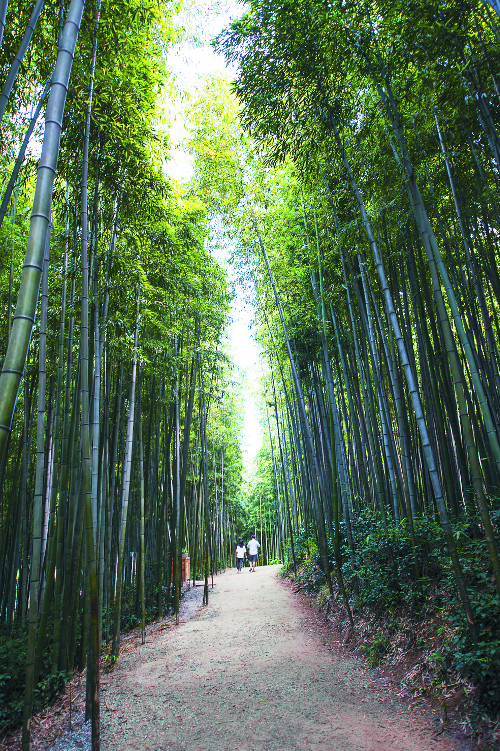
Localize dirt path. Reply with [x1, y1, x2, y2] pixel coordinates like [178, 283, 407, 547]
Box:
[101, 565, 470, 751]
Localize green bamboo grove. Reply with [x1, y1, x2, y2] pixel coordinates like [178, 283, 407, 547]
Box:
[3, 0, 500, 746]
[211, 0, 500, 714]
[0, 2, 245, 749]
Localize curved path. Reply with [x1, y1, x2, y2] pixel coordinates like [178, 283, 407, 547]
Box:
[101, 565, 467, 751]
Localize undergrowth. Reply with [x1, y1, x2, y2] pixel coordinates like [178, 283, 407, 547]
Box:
[281, 512, 500, 727]
[0, 626, 65, 734]
[1, 581, 187, 736]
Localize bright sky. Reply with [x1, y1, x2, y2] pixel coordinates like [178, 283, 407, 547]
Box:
[209, 231, 263, 475]
[165, 0, 263, 473]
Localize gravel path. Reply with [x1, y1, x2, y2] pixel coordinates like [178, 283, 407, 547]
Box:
[98, 565, 469, 751]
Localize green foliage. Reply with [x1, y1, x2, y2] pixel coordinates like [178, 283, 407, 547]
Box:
[282, 523, 318, 572]
[367, 630, 391, 668]
[0, 627, 64, 732]
[282, 511, 500, 712]
[280, 525, 325, 591]
[290, 511, 500, 714]
[0, 630, 26, 730]
[439, 526, 500, 715]
[213, 0, 500, 725]
[293, 559, 327, 592]
[188, 75, 247, 214]
[101, 644, 118, 673]
[34, 671, 66, 706]
[342, 512, 444, 609]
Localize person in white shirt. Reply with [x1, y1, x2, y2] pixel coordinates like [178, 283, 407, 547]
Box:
[235, 539, 247, 572]
[247, 534, 261, 572]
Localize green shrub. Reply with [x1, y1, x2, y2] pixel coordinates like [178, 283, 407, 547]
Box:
[339, 511, 500, 716]
[295, 558, 326, 592]
[340, 511, 444, 609]
[282, 523, 317, 573]
[0, 625, 65, 732]
[440, 527, 500, 716]
[281, 510, 500, 717]
[367, 630, 390, 667]
[0, 630, 26, 729]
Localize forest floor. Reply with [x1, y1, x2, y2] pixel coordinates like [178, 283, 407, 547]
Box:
[96, 564, 474, 751]
[11, 564, 479, 750]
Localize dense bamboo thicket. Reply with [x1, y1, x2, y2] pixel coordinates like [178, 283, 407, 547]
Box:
[3, 0, 500, 744]
[212, 0, 500, 717]
[0, 3, 245, 749]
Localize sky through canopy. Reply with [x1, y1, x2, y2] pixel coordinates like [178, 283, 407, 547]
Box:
[165, 0, 263, 476]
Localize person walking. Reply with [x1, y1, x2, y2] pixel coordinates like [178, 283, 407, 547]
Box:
[247, 534, 260, 572]
[235, 539, 247, 572]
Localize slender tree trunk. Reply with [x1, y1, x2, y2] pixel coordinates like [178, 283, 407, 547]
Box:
[0, 0, 47, 123]
[0, 73, 52, 230]
[80, 5, 101, 742]
[21, 222, 50, 751]
[0, 0, 8, 49]
[322, 112, 478, 640]
[112, 287, 140, 657]
[138, 374, 146, 644]
[255, 221, 338, 602]
[0, 0, 87, 463]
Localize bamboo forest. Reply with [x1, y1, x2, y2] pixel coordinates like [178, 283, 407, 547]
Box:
[1, 0, 500, 748]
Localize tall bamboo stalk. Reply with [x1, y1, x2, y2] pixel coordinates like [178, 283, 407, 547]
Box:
[0, 0, 87, 462]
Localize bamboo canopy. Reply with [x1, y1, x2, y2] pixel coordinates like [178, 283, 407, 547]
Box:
[1, 0, 500, 746]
